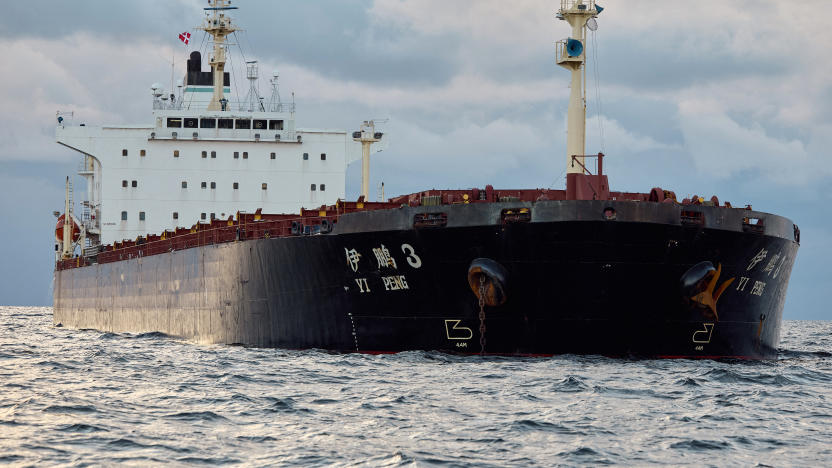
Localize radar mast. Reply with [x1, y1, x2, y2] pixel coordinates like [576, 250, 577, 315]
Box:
[555, 0, 602, 175]
[200, 0, 238, 111]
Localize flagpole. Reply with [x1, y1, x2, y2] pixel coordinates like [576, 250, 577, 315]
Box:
[170, 49, 175, 103]
[180, 32, 188, 109]
[181, 39, 188, 107]
[175, 31, 192, 109]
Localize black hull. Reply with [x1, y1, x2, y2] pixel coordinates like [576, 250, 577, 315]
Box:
[54, 201, 799, 359]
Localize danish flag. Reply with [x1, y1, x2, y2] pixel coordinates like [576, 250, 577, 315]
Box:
[178, 32, 191, 45]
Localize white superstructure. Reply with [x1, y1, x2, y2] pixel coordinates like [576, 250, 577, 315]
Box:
[55, 0, 358, 250]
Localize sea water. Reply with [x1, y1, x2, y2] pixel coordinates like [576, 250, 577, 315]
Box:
[1, 306, 830, 466]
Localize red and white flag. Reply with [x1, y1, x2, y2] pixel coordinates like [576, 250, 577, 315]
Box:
[178, 32, 191, 45]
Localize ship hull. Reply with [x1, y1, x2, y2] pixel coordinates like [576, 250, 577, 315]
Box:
[54, 202, 798, 359]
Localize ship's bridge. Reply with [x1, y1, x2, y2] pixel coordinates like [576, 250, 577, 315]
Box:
[150, 109, 299, 144]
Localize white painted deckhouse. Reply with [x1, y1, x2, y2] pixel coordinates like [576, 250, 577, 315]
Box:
[55, 0, 361, 253]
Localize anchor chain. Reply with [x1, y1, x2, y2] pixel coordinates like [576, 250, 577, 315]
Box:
[478, 275, 487, 355]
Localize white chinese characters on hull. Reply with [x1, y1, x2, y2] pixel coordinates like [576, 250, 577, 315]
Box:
[747, 248, 768, 271]
[345, 248, 362, 272]
[344, 243, 423, 294]
[735, 249, 789, 299]
[372, 244, 397, 269]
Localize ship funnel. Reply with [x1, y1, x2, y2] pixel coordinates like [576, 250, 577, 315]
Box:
[188, 51, 202, 72]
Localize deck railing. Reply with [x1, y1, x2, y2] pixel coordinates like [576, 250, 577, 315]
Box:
[55, 200, 402, 271]
[560, 0, 596, 12]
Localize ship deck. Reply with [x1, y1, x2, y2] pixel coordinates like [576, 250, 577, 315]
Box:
[56, 186, 789, 271]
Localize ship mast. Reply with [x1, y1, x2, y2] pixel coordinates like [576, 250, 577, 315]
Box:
[62, 177, 72, 260]
[200, 0, 238, 111]
[556, 0, 602, 175]
[352, 120, 386, 201]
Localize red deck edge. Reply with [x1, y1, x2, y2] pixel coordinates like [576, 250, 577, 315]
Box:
[58, 185, 735, 272]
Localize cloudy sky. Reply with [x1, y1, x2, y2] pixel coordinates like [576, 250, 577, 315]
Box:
[0, 0, 829, 319]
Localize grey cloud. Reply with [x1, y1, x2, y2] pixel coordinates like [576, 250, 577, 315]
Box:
[596, 35, 789, 91]
[725, 110, 809, 144]
[0, 162, 76, 306]
[0, 0, 199, 39]
[235, 0, 460, 85]
[589, 97, 684, 147]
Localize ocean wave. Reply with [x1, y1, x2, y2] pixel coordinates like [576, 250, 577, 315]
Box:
[1, 307, 830, 466]
[43, 404, 98, 414]
[162, 411, 229, 422]
[57, 423, 107, 433]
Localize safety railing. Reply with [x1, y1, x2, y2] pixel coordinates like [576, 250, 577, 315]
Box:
[165, 98, 296, 113]
[55, 200, 404, 271]
[560, 0, 596, 12]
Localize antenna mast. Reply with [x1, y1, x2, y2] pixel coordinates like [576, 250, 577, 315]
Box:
[268, 71, 283, 112]
[555, 0, 602, 175]
[243, 61, 264, 112]
[352, 120, 386, 201]
[200, 0, 238, 111]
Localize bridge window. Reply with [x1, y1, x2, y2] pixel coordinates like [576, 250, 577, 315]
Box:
[122, 149, 128, 157]
[122, 180, 127, 188]
[200, 118, 216, 129]
[253, 119, 267, 130]
[121, 211, 127, 221]
[139, 211, 145, 221]
[173, 150, 179, 158]
[167, 118, 182, 128]
[235, 119, 251, 129]
[131, 180, 137, 188]
[184, 118, 197, 128]
[218, 118, 233, 129]
[269, 120, 284, 130]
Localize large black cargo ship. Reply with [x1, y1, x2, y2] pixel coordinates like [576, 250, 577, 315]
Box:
[55, 197, 798, 358]
[52, 0, 799, 358]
